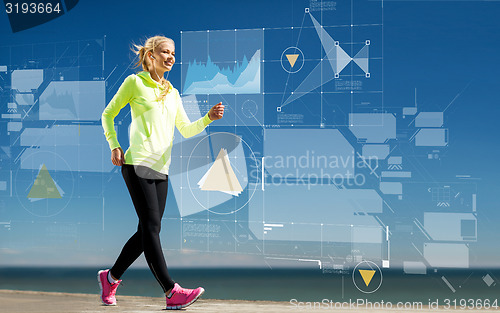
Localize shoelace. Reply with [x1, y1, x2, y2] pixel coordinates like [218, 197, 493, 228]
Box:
[175, 286, 193, 296]
[109, 281, 121, 296]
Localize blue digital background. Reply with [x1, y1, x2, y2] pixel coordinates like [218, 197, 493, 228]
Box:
[0, 0, 499, 287]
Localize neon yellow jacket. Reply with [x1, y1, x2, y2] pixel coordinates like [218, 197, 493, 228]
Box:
[101, 71, 212, 174]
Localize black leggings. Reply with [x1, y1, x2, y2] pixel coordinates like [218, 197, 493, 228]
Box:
[110, 164, 175, 293]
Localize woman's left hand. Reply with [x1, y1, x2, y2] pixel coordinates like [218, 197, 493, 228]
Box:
[208, 102, 224, 121]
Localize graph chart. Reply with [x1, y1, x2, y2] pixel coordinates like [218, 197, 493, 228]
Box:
[181, 29, 263, 95]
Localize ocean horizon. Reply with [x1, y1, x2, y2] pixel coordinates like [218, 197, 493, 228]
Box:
[1, 267, 499, 304]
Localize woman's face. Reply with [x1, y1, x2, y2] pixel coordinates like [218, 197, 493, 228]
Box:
[151, 41, 175, 72]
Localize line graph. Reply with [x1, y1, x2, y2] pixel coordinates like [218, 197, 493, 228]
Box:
[183, 50, 260, 95]
[181, 29, 263, 95]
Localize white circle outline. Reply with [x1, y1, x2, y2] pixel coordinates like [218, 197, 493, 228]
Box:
[280, 46, 305, 74]
[241, 99, 258, 119]
[352, 260, 383, 294]
[186, 132, 259, 215]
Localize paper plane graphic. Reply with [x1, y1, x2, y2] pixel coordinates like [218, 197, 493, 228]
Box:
[359, 270, 376, 286]
[198, 148, 243, 196]
[286, 54, 299, 68]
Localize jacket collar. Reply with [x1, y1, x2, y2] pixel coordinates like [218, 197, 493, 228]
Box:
[137, 71, 171, 91]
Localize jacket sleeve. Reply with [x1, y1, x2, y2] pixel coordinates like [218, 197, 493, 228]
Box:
[175, 90, 213, 138]
[101, 75, 135, 150]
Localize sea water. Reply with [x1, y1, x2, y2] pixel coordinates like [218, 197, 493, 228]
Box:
[0, 267, 499, 305]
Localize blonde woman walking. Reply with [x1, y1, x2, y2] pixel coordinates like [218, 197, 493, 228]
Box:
[99, 35, 224, 310]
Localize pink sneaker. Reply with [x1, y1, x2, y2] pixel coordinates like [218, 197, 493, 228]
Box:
[97, 269, 121, 305]
[165, 283, 205, 310]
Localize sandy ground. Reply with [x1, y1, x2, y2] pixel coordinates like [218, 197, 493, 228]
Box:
[0, 289, 489, 312]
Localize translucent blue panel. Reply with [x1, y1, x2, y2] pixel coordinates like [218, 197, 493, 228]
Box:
[39, 81, 105, 121]
[264, 129, 354, 178]
[415, 129, 448, 146]
[387, 156, 402, 164]
[424, 212, 477, 241]
[403, 107, 417, 115]
[362, 144, 389, 159]
[424, 243, 469, 268]
[249, 184, 382, 242]
[15, 93, 34, 106]
[11, 70, 43, 92]
[7, 122, 22, 132]
[19, 125, 114, 173]
[349, 113, 396, 143]
[403, 261, 426, 274]
[381, 171, 411, 178]
[380, 182, 402, 194]
[415, 112, 443, 127]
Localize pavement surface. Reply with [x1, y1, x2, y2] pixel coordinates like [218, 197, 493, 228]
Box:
[0, 289, 488, 312]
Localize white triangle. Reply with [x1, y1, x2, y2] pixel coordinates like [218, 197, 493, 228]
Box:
[353, 58, 369, 74]
[198, 148, 243, 196]
[336, 46, 352, 73]
[353, 45, 369, 73]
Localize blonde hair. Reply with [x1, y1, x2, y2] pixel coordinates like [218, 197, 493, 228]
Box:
[132, 35, 175, 102]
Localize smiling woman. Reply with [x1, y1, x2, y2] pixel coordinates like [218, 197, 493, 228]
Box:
[99, 35, 225, 310]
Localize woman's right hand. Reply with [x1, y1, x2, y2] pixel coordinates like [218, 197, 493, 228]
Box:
[111, 147, 125, 166]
